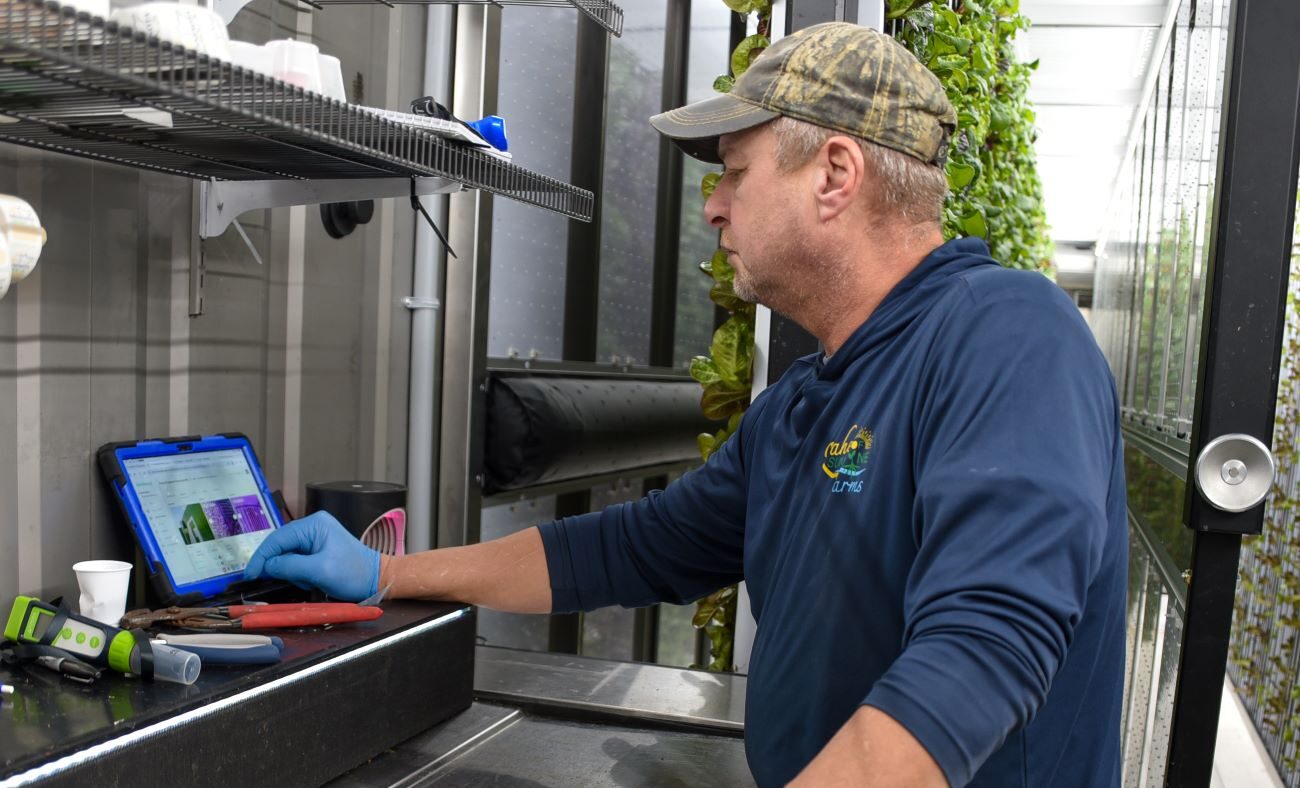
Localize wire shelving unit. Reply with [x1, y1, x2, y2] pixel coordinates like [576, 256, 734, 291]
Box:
[0, 0, 596, 230]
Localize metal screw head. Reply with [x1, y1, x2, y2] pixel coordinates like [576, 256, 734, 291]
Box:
[1221, 459, 1247, 486]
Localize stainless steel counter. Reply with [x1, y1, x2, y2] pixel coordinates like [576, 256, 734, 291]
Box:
[474, 646, 746, 734]
[328, 646, 754, 787]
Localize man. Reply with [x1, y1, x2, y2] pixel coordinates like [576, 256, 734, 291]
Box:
[246, 23, 1126, 788]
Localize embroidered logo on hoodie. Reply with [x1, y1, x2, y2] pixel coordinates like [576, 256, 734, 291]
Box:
[822, 424, 872, 493]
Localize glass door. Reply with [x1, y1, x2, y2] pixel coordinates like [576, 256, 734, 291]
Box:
[1093, 0, 1300, 785]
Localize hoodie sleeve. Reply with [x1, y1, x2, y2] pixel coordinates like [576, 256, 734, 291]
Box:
[538, 403, 756, 613]
[863, 286, 1119, 787]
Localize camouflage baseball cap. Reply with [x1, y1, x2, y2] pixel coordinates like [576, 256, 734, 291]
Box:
[650, 22, 956, 166]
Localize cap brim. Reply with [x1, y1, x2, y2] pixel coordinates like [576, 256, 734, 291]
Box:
[649, 94, 779, 164]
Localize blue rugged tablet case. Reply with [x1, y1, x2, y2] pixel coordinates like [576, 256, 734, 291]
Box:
[96, 433, 286, 606]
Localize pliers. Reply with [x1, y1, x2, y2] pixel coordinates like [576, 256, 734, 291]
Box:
[120, 603, 383, 631]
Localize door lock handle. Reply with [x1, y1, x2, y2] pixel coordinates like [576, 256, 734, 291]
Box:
[1194, 433, 1276, 512]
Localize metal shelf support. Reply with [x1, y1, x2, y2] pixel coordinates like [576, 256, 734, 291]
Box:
[192, 175, 459, 317]
[198, 176, 461, 239]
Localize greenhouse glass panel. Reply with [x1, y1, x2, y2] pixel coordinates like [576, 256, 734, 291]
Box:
[1156, 11, 1190, 428]
[674, 0, 733, 369]
[489, 9, 578, 361]
[597, 1, 668, 366]
[1138, 58, 1172, 423]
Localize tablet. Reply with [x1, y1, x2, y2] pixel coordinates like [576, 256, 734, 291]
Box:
[97, 433, 285, 605]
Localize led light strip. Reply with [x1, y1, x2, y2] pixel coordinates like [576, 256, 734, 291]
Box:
[0, 608, 471, 787]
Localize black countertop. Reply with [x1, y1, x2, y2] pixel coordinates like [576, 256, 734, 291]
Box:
[1, 601, 474, 786]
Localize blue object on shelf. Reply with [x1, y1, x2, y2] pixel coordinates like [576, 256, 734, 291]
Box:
[466, 115, 508, 153]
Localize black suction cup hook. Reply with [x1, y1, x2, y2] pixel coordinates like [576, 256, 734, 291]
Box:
[319, 200, 375, 239]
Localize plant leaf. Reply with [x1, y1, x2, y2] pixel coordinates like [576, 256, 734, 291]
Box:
[886, 0, 930, 20]
[710, 282, 750, 313]
[701, 383, 751, 421]
[709, 248, 735, 285]
[689, 355, 723, 386]
[959, 211, 989, 238]
[701, 171, 721, 199]
[712, 74, 735, 94]
[697, 432, 717, 460]
[731, 34, 769, 78]
[947, 161, 977, 190]
[710, 317, 753, 382]
[929, 54, 969, 74]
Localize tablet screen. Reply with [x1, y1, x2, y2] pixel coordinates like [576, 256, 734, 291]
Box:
[122, 448, 278, 588]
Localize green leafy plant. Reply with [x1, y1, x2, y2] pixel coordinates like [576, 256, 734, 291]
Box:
[889, 0, 1053, 271]
[687, 0, 772, 673]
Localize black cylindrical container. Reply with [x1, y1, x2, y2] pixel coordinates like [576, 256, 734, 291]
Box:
[304, 481, 406, 539]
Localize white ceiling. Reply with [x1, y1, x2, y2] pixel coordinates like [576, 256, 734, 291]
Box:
[1020, 0, 1169, 255]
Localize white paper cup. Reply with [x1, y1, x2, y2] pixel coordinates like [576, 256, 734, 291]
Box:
[109, 3, 232, 61]
[317, 53, 345, 102]
[266, 39, 322, 93]
[73, 559, 133, 627]
[0, 195, 45, 284]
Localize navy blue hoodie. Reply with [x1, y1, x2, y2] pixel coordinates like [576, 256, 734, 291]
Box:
[540, 237, 1127, 787]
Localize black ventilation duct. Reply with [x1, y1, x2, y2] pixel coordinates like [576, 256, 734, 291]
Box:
[483, 373, 717, 493]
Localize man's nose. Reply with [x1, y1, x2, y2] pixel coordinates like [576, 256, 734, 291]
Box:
[704, 184, 729, 229]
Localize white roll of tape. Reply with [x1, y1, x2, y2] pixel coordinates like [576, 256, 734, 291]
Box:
[0, 195, 46, 284]
[0, 233, 13, 302]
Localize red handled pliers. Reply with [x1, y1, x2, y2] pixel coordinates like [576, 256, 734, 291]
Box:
[121, 603, 383, 630]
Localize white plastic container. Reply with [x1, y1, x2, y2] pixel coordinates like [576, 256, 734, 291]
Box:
[266, 39, 322, 93]
[109, 3, 232, 60]
[61, 0, 110, 19]
[228, 41, 273, 76]
[317, 53, 346, 102]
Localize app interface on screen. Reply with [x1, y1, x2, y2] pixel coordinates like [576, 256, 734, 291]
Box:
[123, 449, 277, 587]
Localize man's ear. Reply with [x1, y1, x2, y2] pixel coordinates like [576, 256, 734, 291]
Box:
[812, 136, 866, 222]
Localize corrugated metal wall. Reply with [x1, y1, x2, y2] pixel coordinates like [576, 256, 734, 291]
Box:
[0, 0, 429, 605]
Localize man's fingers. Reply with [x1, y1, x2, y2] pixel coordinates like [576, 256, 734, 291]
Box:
[244, 522, 316, 579]
[262, 554, 323, 591]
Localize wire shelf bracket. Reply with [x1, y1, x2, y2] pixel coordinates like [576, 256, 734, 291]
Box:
[212, 0, 624, 36]
[198, 175, 461, 238]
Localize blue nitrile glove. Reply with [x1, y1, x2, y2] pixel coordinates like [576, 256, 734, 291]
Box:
[243, 511, 380, 602]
